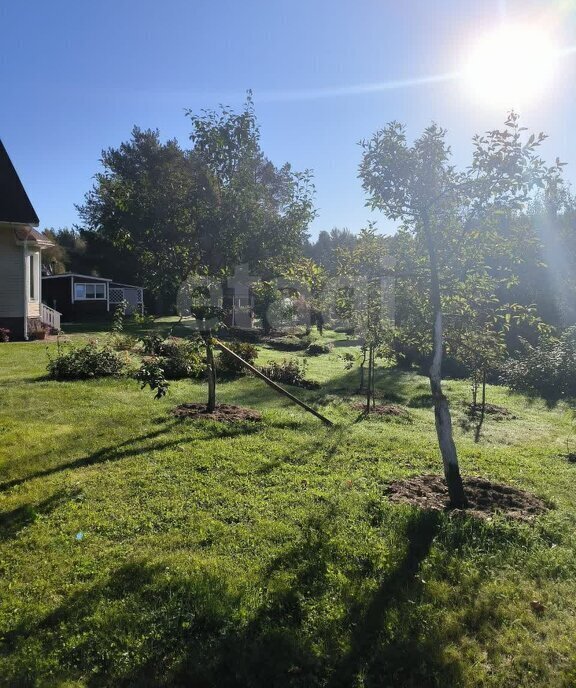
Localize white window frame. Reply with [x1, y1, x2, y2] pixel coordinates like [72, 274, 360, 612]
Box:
[74, 282, 107, 301]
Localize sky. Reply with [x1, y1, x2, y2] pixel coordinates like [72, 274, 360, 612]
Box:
[1, 0, 575, 239]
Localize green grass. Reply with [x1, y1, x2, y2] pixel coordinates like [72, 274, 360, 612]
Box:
[1, 328, 576, 686]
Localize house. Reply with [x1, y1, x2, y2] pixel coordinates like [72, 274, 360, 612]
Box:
[42, 273, 144, 321]
[0, 139, 60, 339]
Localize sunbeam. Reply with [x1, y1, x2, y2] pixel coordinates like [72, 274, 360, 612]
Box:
[255, 72, 460, 103]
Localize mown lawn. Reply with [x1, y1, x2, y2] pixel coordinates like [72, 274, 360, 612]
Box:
[1, 327, 576, 687]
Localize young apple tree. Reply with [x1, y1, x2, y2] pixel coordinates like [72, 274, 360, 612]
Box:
[359, 113, 562, 506]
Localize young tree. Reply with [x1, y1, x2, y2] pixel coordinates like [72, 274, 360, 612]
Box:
[360, 114, 562, 506]
[334, 227, 395, 411]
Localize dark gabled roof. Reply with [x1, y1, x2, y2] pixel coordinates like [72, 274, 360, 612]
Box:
[0, 139, 39, 226]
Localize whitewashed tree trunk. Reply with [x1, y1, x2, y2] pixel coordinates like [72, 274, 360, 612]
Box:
[425, 218, 468, 508]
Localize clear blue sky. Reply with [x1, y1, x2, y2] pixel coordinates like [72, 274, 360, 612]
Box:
[1, 0, 575, 238]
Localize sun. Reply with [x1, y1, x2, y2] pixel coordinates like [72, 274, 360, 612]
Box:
[463, 24, 559, 108]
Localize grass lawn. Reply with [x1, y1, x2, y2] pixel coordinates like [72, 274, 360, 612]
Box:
[1, 326, 576, 686]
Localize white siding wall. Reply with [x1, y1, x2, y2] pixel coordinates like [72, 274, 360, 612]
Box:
[0, 224, 25, 318]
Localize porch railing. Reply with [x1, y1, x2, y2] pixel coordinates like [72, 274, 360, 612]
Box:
[41, 303, 61, 331]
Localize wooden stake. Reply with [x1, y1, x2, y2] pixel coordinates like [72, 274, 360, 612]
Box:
[214, 338, 334, 427]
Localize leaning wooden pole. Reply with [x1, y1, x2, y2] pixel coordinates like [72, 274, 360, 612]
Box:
[214, 338, 334, 427]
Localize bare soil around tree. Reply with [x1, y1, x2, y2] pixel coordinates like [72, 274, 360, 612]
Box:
[386, 474, 548, 521]
[171, 403, 262, 422]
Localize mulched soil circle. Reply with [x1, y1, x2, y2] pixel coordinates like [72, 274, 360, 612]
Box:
[172, 403, 262, 422]
[466, 403, 516, 419]
[353, 403, 411, 418]
[386, 474, 548, 521]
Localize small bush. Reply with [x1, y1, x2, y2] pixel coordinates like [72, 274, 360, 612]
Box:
[267, 335, 311, 351]
[0, 328, 10, 343]
[305, 342, 331, 356]
[260, 358, 320, 389]
[47, 342, 126, 380]
[139, 333, 165, 355]
[157, 338, 204, 380]
[502, 328, 576, 401]
[218, 342, 259, 375]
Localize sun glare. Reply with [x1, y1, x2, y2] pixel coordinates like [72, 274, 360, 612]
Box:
[463, 24, 559, 108]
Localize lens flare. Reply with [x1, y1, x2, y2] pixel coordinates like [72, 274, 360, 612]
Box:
[463, 24, 559, 108]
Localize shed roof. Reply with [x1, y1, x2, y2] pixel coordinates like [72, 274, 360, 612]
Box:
[42, 272, 112, 282]
[0, 140, 40, 226]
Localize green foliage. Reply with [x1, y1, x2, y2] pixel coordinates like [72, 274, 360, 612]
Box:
[502, 327, 576, 401]
[47, 341, 126, 380]
[185, 95, 316, 274]
[111, 301, 128, 334]
[260, 358, 320, 389]
[305, 342, 331, 356]
[156, 338, 205, 380]
[131, 310, 156, 327]
[217, 342, 258, 375]
[139, 332, 165, 356]
[135, 357, 170, 399]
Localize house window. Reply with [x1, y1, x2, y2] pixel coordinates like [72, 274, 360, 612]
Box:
[74, 283, 106, 300]
[29, 254, 35, 300]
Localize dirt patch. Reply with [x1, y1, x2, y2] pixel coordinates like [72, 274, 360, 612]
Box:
[466, 403, 516, 420]
[353, 402, 411, 420]
[172, 403, 262, 422]
[386, 474, 547, 521]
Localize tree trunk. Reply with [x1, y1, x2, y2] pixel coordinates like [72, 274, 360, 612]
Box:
[474, 369, 487, 443]
[425, 219, 467, 508]
[359, 347, 367, 392]
[365, 346, 373, 414]
[471, 375, 478, 411]
[371, 347, 376, 409]
[205, 338, 216, 412]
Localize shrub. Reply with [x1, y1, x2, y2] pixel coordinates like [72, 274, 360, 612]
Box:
[157, 338, 204, 380]
[502, 328, 576, 401]
[0, 328, 10, 343]
[305, 342, 331, 356]
[218, 342, 259, 375]
[260, 358, 320, 389]
[47, 342, 126, 380]
[139, 333, 165, 355]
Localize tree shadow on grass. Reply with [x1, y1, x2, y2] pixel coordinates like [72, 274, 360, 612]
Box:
[0, 488, 82, 541]
[0, 420, 259, 494]
[0, 510, 477, 687]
